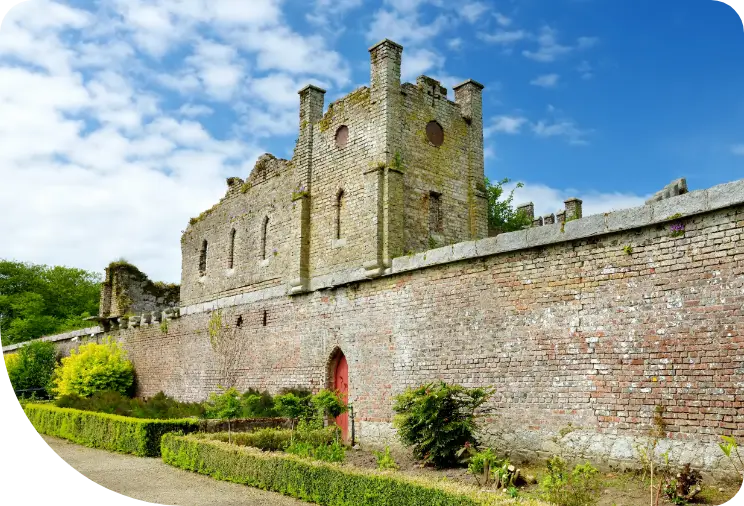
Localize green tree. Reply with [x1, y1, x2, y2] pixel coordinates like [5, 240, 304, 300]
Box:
[484, 177, 533, 234]
[6, 340, 58, 397]
[205, 386, 243, 443]
[0, 260, 101, 345]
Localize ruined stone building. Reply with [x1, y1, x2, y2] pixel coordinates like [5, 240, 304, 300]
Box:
[4, 39, 744, 478]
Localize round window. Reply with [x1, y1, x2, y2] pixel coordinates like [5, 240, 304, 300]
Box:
[335, 125, 349, 148]
[426, 121, 444, 147]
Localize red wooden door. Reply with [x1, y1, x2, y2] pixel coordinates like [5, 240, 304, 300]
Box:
[333, 353, 349, 441]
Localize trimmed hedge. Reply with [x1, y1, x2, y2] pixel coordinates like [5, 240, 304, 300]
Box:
[162, 434, 543, 506]
[25, 404, 198, 457]
[207, 426, 339, 451]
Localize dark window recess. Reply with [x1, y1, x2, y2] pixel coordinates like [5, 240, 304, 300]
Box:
[429, 191, 443, 234]
[199, 240, 208, 276]
[236, 315, 243, 327]
[228, 229, 236, 269]
[261, 216, 269, 260]
[262, 310, 268, 326]
[336, 189, 344, 240]
[426, 121, 444, 147]
[335, 125, 349, 148]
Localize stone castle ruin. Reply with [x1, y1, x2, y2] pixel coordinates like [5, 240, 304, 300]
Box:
[4, 39, 744, 479]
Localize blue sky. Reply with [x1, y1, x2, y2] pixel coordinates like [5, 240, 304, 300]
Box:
[0, 0, 742, 283]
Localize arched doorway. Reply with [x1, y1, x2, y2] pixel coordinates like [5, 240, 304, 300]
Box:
[332, 350, 349, 442]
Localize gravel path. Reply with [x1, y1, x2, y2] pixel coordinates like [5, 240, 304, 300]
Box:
[43, 435, 309, 506]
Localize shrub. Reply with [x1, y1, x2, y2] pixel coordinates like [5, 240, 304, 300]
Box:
[663, 463, 703, 505]
[241, 388, 278, 418]
[374, 446, 400, 471]
[161, 434, 534, 506]
[539, 456, 602, 506]
[6, 341, 57, 397]
[52, 337, 134, 398]
[55, 390, 205, 419]
[208, 426, 337, 451]
[311, 389, 347, 419]
[286, 439, 346, 463]
[392, 381, 493, 468]
[25, 403, 198, 456]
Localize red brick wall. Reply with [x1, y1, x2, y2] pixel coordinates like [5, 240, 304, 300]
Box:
[105, 204, 742, 468]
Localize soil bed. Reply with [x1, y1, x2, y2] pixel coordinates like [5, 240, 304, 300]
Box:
[341, 446, 741, 506]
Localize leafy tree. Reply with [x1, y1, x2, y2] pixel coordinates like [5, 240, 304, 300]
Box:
[6, 340, 58, 397]
[484, 177, 533, 234]
[205, 386, 243, 443]
[393, 381, 493, 468]
[0, 260, 101, 345]
[51, 337, 135, 398]
[275, 392, 312, 430]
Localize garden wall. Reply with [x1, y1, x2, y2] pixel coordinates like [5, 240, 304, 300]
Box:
[6, 179, 744, 478]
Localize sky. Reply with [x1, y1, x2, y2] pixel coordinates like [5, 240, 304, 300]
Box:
[0, 0, 742, 284]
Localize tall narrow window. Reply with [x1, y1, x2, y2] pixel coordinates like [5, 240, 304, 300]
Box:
[199, 239, 208, 276]
[336, 189, 345, 240]
[261, 216, 269, 260]
[429, 191, 442, 235]
[228, 228, 236, 269]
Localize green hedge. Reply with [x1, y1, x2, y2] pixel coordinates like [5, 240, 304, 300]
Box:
[24, 404, 198, 457]
[162, 434, 542, 506]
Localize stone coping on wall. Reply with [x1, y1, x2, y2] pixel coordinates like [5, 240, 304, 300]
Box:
[4, 177, 743, 352]
[2, 326, 102, 352]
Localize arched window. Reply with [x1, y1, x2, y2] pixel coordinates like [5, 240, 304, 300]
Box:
[336, 189, 345, 240]
[199, 239, 208, 276]
[228, 228, 236, 269]
[261, 216, 269, 260]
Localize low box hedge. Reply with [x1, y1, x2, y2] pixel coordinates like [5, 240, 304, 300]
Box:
[161, 433, 543, 506]
[24, 403, 199, 457]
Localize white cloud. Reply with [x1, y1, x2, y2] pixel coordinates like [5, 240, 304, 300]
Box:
[732, 144, 744, 156]
[532, 119, 591, 145]
[522, 26, 598, 62]
[368, 8, 449, 46]
[530, 73, 559, 88]
[460, 2, 489, 23]
[448, 38, 463, 50]
[401, 48, 439, 81]
[506, 181, 649, 219]
[178, 103, 214, 117]
[494, 13, 512, 27]
[577, 60, 593, 79]
[485, 115, 528, 136]
[478, 30, 528, 44]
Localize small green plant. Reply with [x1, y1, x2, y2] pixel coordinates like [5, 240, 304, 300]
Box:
[286, 439, 345, 463]
[719, 435, 744, 480]
[160, 319, 168, 334]
[428, 236, 437, 249]
[392, 381, 493, 468]
[374, 446, 400, 471]
[507, 486, 519, 498]
[539, 456, 602, 506]
[274, 392, 312, 430]
[467, 448, 501, 486]
[623, 245, 633, 255]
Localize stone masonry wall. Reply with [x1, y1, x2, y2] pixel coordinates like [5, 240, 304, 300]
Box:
[20, 187, 740, 478]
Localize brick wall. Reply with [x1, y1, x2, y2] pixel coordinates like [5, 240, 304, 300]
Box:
[43, 199, 735, 477]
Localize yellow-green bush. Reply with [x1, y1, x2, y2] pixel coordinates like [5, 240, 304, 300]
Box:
[162, 434, 543, 506]
[4, 353, 20, 376]
[25, 404, 198, 457]
[52, 337, 134, 397]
